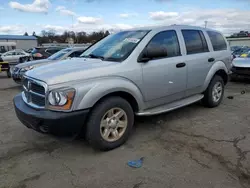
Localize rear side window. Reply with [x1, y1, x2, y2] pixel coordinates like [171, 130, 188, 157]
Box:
[182, 30, 209, 55]
[207, 31, 227, 51]
[147, 30, 181, 58]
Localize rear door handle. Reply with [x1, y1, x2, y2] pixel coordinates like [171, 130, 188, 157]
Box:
[176, 62, 186, 68]
[208, 58, 215, 62]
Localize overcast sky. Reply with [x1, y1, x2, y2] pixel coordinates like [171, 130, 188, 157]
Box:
[0, 0, 249, 36]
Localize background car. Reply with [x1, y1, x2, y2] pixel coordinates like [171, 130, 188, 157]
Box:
[30, 47, 65, 60]
[231, 53, 250, 80]
[232, 46, 250, 58]
[12, 47, 87, 84]
[240, 51, 250, 58]
[0, 49, 30, 63]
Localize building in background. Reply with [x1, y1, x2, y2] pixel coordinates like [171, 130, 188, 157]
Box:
[227, 37, 250, 47]
[0, 35, 37, 52]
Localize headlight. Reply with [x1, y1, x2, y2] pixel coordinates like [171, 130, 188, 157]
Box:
[48, 89, 75, 111]
[21, 66, 34, 72]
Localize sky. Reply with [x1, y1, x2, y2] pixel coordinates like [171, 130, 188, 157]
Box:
[0, 0, 249, 36]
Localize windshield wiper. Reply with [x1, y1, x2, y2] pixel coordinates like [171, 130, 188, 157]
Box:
[81, 54, 105, 60]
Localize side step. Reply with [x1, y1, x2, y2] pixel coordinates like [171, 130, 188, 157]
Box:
[136, 94, 204, 116]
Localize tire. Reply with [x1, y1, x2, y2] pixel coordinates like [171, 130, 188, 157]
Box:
[86, 96, 134, 151]
[6, 70, 11, 78]
[202, 75, 224, 108]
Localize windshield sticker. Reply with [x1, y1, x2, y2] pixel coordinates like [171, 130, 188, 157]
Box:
[124, 38, 140, 43]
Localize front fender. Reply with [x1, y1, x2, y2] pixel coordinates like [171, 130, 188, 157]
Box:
[72, 77, 145, 111]
[201, 61, 229, 92]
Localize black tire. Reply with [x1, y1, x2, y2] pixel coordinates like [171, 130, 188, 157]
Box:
[6, 70, 11, 78]
[86, 96, 134, 151]
[202, 75, 224, 108]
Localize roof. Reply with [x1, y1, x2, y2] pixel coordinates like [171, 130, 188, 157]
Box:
[128, 24, 221, 33]
[0, 35, 37, 40]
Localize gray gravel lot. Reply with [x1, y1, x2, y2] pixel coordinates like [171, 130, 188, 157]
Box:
[0, 73, 250, 188]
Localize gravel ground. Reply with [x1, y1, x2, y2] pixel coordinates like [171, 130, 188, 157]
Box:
[0, 73, 250, 188]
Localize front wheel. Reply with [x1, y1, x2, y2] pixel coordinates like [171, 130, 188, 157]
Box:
[202, 75, 224, 108]
[86, 97, 134, 151]
[6, 69, 11, 78]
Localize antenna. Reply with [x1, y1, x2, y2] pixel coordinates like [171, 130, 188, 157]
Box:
[205, 21, 208, 28]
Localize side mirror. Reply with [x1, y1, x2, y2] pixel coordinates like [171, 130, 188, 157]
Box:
[138, 45, 167, 63]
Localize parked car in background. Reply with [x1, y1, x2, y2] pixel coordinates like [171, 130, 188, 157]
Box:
[14, 25, 231, 151]
[30, 47, 65, 60]
[0, 49, 30, 63]
[12, 47, 87, 84]
[240, 51, 250, 58]
[231, 52, 250, 80]
[232, 46, 250, 58]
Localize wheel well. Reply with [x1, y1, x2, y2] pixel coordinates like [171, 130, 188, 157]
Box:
[97, 91, 139, 112]
[215, 69, 228, 84]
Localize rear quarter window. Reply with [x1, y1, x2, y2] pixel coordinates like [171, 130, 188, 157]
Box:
[182, 30, 209, 55]
[207, 31, 227, 51]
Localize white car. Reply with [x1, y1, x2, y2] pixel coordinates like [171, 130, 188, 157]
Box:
[0, 50, 30, 63]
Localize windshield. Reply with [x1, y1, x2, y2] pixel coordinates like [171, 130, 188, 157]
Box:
[80, 30, 150, 62]
[48, 49, 71, 60]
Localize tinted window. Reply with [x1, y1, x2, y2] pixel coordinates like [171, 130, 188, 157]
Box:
[146, 30, 181, 59]
[16, 52, 25, 55]
[6, 52, 15, 56]
[69, 50, 84, 58]
[182, 30, 209, 54]
[207, 31, 227, 51]
[46, 49, 60, 54]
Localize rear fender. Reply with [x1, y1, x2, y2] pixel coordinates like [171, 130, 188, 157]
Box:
[202, 61, 229, 91]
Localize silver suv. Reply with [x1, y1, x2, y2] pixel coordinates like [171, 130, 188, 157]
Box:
[14, 25, 231, 150]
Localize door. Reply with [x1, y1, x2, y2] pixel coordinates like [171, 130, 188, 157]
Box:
[181, 30, 212, 96]
[2, 51, 15, 62]
[141, 30, 187, 105]
[15, 52, 26, 61]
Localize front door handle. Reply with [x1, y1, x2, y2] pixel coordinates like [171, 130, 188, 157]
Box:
[208, 58, 215, 62]
[176, 62, 186, 68]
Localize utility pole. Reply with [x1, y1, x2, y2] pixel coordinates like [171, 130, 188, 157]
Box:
[205, 21, 208, 28]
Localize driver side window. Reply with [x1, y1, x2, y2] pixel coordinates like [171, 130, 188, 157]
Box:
[146, 30, 181, 59]
[5, 52, 15, 56]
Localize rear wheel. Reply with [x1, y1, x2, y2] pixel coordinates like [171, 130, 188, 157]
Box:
[86, 97, 134, 151]
[202, 75, 224, 107]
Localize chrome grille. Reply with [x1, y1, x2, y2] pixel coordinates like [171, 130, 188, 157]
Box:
[30, 83, 45, 95]
[22, 77, 46, 108]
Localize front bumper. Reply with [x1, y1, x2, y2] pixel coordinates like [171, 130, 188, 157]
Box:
[231, 66, 250, 75]
[14, 94, 89, 136]
[231, 66, 250, 78]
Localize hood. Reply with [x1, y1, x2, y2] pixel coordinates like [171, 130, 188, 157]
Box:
[232, 58, 250, 68]
[26, 58, 118, 85]
[16, 59, 53, 69]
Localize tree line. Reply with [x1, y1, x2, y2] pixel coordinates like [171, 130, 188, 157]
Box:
[24, 30, 110, 45]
